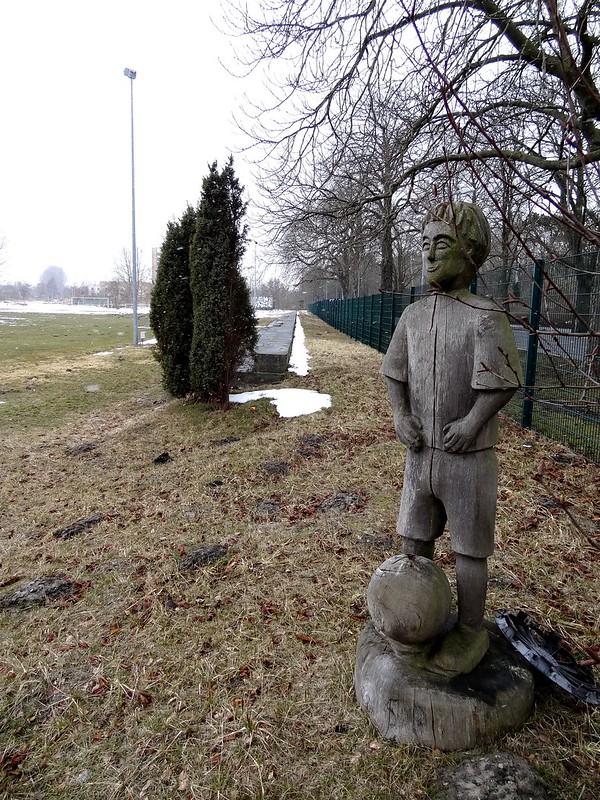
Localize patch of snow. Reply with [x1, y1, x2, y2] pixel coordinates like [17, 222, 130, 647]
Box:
[254, 308, 296, 319]
[288, 315, 310, 376]
[0, 301, 150, 316]
[229, 388, 331, 418]
[93, 350, 114, 357]
[0, 316, 26, 325]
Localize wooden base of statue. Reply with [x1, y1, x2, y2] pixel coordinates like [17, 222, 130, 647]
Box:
[355, 619, 534, 751]
[355, 555, 534, 751]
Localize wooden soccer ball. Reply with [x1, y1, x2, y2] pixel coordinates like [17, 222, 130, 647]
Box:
[367, 554, 451, 645]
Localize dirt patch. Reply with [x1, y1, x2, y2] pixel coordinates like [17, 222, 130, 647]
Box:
[320, 491, 368, 513]
[52, 514, 103, 540]
[261, 459, 291, 476]
[433, 753, 556, 800]
[296, 433, 325, 457]
[178, 544, 228, 572]
[253, 499, 282, 519]
[0, 577, 75, 609]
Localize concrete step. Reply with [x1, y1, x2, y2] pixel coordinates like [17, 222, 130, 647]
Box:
[238, 312, 297, 383]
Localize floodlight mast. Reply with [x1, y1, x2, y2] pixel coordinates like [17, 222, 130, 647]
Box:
[124, 67, 138, 345]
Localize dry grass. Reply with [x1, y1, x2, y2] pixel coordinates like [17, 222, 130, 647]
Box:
[0, 313, 598, 799]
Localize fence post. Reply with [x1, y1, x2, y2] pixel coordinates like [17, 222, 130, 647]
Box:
[391, 293, 399, 345]
[378, 293, 384, 352]
[521, 259, 544, 429]
[358, 297, 363, 342]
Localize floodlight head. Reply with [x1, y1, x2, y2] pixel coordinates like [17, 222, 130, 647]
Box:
[123, 68, 137, 79]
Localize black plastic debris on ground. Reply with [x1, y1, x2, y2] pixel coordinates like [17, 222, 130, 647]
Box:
[52, 514, 103, 540]
[536, 495, 564, 509]
[153, 452, 172, 464]
[496, 610, 600, 706]
[178, 544, 228, 573]
[551, 452, 580, 464]
[0, 577, 75, 609]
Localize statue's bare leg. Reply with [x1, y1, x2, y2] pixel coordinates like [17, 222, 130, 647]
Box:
[427, 554, 490, 675]
[456, 554, 487, 630]
[401, 537, 435, 560]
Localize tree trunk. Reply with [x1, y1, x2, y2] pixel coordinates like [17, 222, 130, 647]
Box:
[575, 258, 595, 333]
[380, 193, 394, 293]
[497, 180, 513, 303]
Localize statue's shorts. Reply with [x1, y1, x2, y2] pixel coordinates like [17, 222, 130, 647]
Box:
[397, 446, 497, 558]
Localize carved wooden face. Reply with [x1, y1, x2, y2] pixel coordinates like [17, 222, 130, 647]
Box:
[422, 220, 472, 291]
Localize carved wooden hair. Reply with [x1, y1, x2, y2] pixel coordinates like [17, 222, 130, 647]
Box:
[422, 202, 491, 271]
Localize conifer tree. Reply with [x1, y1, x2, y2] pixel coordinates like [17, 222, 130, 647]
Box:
[189, 158, 257, 407]
[149, 205, 197, 397]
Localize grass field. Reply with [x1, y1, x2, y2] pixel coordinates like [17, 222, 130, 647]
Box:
[0, 311, 153, 430]
[0, 310, 151, 365]
[0, 311, 598, 799]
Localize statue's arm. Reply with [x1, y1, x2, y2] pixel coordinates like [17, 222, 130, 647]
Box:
[442, 388, 515, 453]
[384, 376, 423, 451]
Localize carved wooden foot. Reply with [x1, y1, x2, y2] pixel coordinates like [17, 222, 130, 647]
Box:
[425, 624, 490, 677]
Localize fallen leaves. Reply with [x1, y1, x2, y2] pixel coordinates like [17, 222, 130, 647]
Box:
[0, 575, 23, 590]
[0, 750, 27, 776]
[295, 632, 325, 646]
[89, 676, 110, 697]
[136, 691, 153, 706]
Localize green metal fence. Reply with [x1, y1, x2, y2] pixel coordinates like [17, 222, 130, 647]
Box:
[309, 288, 427, 355]
[309, 273, 600, 463]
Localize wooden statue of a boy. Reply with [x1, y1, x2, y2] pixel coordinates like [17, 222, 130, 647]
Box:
[381, 201, 522, 676]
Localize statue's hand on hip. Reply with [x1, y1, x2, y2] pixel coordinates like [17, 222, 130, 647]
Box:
[394, 413, 423, 451]
[443, 418, 477, 453]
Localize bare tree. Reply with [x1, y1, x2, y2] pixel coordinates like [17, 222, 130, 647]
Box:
[38, 265, 67, 300]
[112, 248, 151, 305]
[227, 0, 600, 256]
[277, 175, 380, 298]
[259, 82, 428, 293]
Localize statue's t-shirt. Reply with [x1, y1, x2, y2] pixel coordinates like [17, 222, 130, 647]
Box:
[381, 290, 522, 452]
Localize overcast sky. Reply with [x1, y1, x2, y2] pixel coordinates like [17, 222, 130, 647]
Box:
[0, 0, 262, 288]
